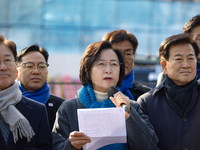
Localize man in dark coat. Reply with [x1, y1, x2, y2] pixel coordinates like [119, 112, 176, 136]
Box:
[0, 35, 51, 150]
[156, 14, 200, 85]
[138, 33, 200, 150]
[16, 45, 65, 130]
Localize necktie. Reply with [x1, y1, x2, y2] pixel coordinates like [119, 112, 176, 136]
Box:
[0, 115, 10, 145]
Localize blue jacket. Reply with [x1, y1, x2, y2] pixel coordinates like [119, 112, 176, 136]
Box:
[138, 81, 200, 150]
[0, 96, 52, 150]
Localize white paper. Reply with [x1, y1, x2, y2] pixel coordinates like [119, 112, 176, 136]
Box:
[77, 107, 127, 150]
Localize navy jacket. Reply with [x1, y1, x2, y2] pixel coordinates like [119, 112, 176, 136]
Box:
[0, 96, 52, 150]
[138, 81, 200, 150]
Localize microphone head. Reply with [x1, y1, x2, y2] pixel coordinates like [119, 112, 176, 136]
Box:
[108, 86, 119, 98]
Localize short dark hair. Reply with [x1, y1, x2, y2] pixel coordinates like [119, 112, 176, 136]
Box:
[183, 14, 200, 33]
[159, 33, 199, 61]
[79, 41, 125, 87]
[16, 45, 49, 64]
[102, 29, 138, 53]
[0, 35, 17, 60]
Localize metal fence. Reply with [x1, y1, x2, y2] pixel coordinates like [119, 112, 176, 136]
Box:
[48, 81, 156, 100]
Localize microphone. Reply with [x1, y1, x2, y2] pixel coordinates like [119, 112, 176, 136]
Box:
[108, 86, 130, 113]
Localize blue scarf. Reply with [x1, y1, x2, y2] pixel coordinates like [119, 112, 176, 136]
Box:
[196, 62, 200, 80]
[78, 83, 126, 150]
[120, 69, 135, 100]
[19, 81, 50, 104]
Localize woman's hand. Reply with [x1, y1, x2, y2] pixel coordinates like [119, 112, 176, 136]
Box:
[69, 131, 91, 150]
[109, 91, 131, 119]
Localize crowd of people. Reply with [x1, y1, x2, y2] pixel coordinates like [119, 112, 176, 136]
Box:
[0, 14, 200, 150]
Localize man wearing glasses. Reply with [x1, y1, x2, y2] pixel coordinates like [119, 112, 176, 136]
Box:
[0, 35, 51, 149]
[183, 14, 200, 81]
[16, 45, 65, 131]
[102, 29, 151, 101]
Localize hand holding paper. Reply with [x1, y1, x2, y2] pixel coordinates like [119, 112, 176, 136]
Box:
[69, 131, 91, 150]
[78, 107, 127, 150]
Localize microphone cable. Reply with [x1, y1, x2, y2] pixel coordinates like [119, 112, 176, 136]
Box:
[125, 107, 160, 150]
[108, 86, 159, 150]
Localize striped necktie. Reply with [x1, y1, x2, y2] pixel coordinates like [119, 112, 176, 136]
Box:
[0, 115, 10, 145]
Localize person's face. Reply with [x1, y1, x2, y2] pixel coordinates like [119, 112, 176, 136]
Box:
[0, 43, 17, 91]
[161, 43, 196, 85]
[191, 25, 200, 62]
[17, 51, 48, 91]
[90, 48, 120, 93]
[112, 40, 134, 76]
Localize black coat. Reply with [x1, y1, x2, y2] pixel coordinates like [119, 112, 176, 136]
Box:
[45, 94, 65, 130]
[129, 80, 152, 100]
[0, 96, 52, 150]
[52, 98, 158, 150]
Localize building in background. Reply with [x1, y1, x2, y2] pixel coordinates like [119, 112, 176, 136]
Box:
[0, 0, 200, 97]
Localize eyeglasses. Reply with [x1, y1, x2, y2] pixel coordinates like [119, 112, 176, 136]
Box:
[18, 62, 49, 71]
[94, 60, 121, 70]
[122, 51, 135, 60]
[195, 35, 200, 43]
[0, 59, 15, 66]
